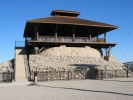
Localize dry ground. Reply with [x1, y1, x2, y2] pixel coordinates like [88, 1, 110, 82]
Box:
[0, 77, 133, 100]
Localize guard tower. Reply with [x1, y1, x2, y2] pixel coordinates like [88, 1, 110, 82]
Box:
[23, 10, 118, 60]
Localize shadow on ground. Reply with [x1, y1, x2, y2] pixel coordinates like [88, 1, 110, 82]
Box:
[27, 82, 133, 97]
[102, 79, 133, 82]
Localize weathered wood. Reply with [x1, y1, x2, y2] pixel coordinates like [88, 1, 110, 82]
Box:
[97, 35, 98, 42]
[89, 34, 91, 42]
[72, 32, 75, 42]
[55, 32, 57, 41]
[104, 32, 106, 42]
[37, 32, 39, 41]
[31, 35, 109, 43]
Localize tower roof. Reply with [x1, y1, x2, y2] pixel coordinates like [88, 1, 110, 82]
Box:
[24, 9, 118, 37]
[51, 10, 80, 17]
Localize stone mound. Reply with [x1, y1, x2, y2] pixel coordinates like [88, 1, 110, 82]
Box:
[29, 46, 124, 71]
[0, 60, 14, 72]
[29, 46, 133, 79]
[40, 46, 102, 58]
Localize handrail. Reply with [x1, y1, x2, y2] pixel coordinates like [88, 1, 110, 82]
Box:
[15, 41, 25, 47]
[37, 36, 105, 43]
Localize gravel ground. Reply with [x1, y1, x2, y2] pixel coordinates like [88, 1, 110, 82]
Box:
[0, 77, 133, 100]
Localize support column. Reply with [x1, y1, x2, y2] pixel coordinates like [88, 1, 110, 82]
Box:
[35, 24, 38, 41]
[34, 71, 38, 82]
[55, 30, 58, 41]
[37, 32, 39, 41]
[104, 46, 112, 61]
[104, 32, 106, 42]
[89, 34, 91, 42]
[73, 30, 75, 42]
[35, 26, 37, 40]
[97, 35, 98, 42]
[106, 47, 111, 56]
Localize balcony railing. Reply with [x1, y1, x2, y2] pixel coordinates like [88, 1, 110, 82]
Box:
[15, 41, 25, 47]
[30, 36, 105, 43]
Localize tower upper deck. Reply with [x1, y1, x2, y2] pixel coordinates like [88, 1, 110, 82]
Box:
[23, 9, 118, 49]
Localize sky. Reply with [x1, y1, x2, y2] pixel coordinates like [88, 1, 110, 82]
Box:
[0, 0, 133, 63]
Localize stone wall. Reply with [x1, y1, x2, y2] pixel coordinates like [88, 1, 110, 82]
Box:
[29, 47, 123, 70]
[28, 46, 133, 80]
[0, 60, 14, 73]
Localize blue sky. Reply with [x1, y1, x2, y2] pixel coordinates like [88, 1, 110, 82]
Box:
[0, 0, 133, 63]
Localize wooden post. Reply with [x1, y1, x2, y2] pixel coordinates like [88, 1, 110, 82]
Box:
[55, 30, 57, 41]
[35, 24, 38, 41]
[37, 32, 39, 41]
[55, 33, 57, 41]
[34, 72, 37, 82]
[104, 32, 106, 42]
[45, 37, 47, 41]
[35, 76, 37, 82]
[104, 47, 112, 61]
[73, 31, 75, 42]
[68, 71, 69, 81]
[97, 35, 98, 42]
[35, 26, 37, 40]
[89, 34, 91, 42]
[127, 65, 129, 78]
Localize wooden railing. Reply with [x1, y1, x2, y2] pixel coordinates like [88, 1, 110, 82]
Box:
[36, 36, 105, 43]
[91, 38, 105, 42]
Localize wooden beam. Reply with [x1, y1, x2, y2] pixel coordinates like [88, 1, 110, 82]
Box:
[37, 32, 39, 41]
[89, 34, 91, 42]
[97, 35, 98, 42]
[35, 25, 37, 40]
[55, 32, 57, 41]
[39, 45, 46, 53]
[73, 30, 75, 42]
[34, 23, 39, 41]
[104, 32, 106, 42]
[104, 47, 112, 56]
[84, 26, 93, 42]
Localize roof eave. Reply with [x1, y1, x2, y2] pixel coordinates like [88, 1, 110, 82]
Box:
[26, 20, 118, 29]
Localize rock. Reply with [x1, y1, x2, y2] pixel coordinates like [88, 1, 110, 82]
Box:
[28, 46, 133, 80]
[0, 60, 14, 72]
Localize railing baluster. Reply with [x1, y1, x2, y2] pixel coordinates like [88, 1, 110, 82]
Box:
[15, 41, 25, 47]
[37, 36, 105, 43]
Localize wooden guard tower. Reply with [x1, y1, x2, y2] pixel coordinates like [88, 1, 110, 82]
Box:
[23, 10, 118, 60]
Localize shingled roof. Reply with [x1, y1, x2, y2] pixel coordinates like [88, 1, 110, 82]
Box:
[27, 16, 117, 28]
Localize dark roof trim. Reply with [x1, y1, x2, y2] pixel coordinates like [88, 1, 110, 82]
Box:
[51, 10, 80, 17]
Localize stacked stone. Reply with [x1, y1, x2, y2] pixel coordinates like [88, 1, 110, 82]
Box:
[37, 68, 87, 81]
[28, 46, 133, 79]
[29, 56, 124, 70]
[0, 60, 13, 73]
